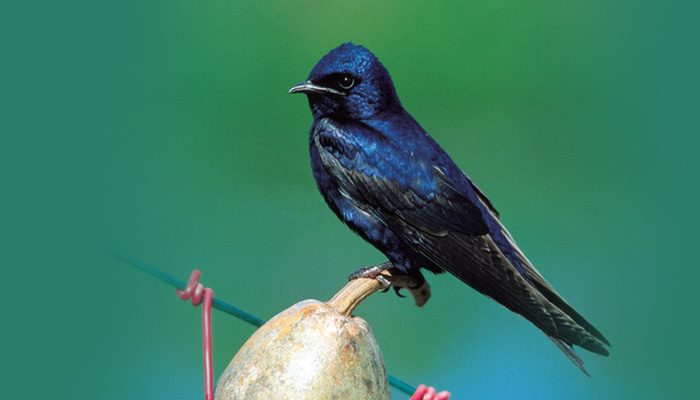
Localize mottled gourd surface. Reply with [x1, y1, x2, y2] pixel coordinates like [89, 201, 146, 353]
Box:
[215, 299, 389, 400]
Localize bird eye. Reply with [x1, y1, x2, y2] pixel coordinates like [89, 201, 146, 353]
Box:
[338, 75, 355, 90]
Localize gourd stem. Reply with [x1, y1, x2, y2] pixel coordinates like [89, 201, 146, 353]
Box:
[327, 273, 391, 316]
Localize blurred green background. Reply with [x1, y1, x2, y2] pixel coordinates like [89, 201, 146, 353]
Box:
[5, 1, 697, 399]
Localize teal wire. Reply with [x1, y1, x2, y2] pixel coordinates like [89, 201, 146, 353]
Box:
[388, 375, 417, 396]
[114, 254, 416, 396]
[113, 254, 267, 327]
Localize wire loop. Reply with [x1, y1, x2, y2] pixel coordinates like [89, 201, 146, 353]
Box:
[176, 270, 215, 400]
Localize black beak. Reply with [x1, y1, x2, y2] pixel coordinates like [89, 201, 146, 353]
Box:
[288, 81, 344, 96]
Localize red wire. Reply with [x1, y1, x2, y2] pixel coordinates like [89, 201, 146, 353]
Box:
[176, 270, 215, 400]
[410, 384, 451, 400]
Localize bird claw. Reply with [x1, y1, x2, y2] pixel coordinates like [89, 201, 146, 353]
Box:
[393, 286, 406, 298]
[376, 275, 391, 290]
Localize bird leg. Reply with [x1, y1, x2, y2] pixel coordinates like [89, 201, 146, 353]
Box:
[348, 262, 432, 307]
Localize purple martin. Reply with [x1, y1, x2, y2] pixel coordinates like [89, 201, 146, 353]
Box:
[289, 43, 609, 374]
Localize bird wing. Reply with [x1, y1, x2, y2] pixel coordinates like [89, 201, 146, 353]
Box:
[313, 118, 609, 361]
[480, 201, 611, 348]
[313, 118, 489, 236]
[402, 224, 609, 356]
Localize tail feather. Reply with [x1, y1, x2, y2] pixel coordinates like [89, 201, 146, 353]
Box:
[550, 337, 590, 377]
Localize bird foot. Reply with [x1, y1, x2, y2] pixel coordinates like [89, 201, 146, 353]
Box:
[348, 262, 432, 307]
[348, 262, 393, 290]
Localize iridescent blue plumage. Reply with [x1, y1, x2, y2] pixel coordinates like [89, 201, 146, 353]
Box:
[291, 43, 609, 374]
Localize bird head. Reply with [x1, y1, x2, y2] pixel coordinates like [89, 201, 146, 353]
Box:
[289, 43, 401, 120]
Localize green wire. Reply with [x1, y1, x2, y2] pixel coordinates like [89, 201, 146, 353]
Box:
[113, 254, 417, 396]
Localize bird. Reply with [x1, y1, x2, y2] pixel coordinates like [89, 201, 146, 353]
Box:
[289, 43, 609, 374]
